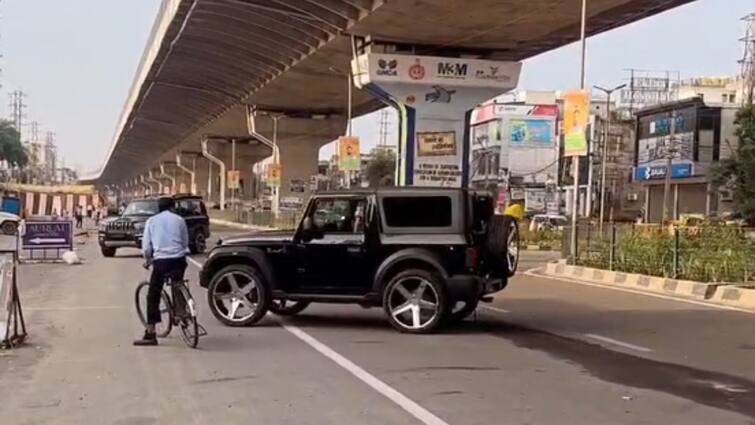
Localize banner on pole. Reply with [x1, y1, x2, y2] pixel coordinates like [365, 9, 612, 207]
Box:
[563, 90, 589, 157]
[227, 170, 241, 189]
[338, 136, 361, 171]
[267, 163, 281, 188]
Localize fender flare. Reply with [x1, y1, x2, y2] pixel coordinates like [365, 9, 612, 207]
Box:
[203, 246, 278, 289]
[372, 248, 448, 293]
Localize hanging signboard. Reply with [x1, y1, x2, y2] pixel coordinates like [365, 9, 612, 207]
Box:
[227, 170, 241, 189]
[562, 90, 589, 157]
[338, 136, 361, 171]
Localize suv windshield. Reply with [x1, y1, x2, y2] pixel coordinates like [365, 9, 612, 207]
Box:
[123, 200, 159, 216]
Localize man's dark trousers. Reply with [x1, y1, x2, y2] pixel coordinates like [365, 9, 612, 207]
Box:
[147, 257, 187, 324]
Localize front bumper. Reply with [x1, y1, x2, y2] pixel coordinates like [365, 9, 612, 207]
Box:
[98, 231, 142, 248]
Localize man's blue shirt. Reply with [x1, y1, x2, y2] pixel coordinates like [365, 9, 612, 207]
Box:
[142, 210, 189, 260]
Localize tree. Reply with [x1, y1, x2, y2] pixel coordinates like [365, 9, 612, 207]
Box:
[365, 148, 396, 187]
[711, 105, 755, 223]
[0, 120, 28, 168]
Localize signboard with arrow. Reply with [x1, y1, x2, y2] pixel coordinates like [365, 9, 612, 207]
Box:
[22, 220, 73, 250]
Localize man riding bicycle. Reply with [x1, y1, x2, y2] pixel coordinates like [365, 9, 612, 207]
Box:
[134, 197, 189, 346]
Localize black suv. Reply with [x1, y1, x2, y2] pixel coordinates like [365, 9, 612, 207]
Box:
[200, 188, 519, 333]
[98, 195, 210, 257]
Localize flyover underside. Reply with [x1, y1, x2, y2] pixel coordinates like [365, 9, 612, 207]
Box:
[96, 0, 694, 185]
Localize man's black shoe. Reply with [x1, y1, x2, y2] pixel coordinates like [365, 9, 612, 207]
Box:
[133, 332, 158, 346]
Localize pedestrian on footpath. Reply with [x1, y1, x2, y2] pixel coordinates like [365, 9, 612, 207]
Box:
[74, 206, 83, 229]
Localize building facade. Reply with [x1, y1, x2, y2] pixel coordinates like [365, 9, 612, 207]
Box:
[634, 97, 739, 222]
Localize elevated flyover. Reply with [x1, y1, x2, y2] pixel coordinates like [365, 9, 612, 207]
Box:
[90, 0, 693, 205]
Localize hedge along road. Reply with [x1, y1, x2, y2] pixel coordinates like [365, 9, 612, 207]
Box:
[0, 226, 752, 424]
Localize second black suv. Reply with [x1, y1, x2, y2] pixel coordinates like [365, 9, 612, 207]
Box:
[199, 188, 519, 334]
[98, 194, 210, 257]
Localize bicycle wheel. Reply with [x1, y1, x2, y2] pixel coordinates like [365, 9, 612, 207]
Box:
[174, 283, 199, 348]
[134, 281, 173, 338]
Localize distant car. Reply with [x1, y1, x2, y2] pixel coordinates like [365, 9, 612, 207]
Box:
[98, 195, 210, 257]
[199, 188, 520, 334]
[0, 211, 20, 235]
[529, 214, 568, 232]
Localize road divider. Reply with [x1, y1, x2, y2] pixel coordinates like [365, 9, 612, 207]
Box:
[543, 260, 755, 312]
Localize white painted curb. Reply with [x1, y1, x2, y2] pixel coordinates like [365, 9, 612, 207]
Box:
[543, 261, 755, 311]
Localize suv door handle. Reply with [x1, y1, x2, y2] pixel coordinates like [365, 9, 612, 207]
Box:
[346, 246, 363, 254]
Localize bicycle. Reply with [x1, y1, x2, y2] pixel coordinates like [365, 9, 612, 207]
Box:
[134, 262, 204, 348]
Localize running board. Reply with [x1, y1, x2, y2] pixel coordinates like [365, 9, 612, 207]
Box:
[273, 291, 378, 305]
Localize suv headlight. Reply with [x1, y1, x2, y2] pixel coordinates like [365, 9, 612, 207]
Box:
[133, 222, 145, 232]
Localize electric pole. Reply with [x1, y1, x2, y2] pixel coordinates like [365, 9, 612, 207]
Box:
[662, 111, 678, 223]
[740, 13, 755, 105]
[378, 109, 390, 148]
[593, 83, 626, 235]
[8, 90, 27, 135]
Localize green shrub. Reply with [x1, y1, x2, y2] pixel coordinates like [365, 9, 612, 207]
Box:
[577, 222, 755, 283]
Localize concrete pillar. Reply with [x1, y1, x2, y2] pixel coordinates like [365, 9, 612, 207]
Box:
[252, 114, 345, 213]
[353, 53, 521, 187]
[278, 140, 321, 204]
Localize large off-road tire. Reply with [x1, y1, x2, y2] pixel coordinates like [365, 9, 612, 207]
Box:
[101, 246, 116, 257]
[1, 220, 18, 235]
[270, 300, 311, 316]
[207, 264, 270, 327]
[189, 231, 207, 254]
[382, 268, 448, 334]
[486, 215, 519, 277]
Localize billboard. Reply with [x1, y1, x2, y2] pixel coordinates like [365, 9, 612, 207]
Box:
[509, 119, 555, 146]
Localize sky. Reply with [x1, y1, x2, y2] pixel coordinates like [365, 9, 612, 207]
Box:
[0, 0, 752, 171]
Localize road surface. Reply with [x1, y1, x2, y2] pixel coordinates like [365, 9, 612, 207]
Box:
[1, 225, 753, 425]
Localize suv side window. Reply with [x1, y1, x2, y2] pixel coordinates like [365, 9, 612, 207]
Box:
[310, 197, 367, 234]
[176, 199, 202, 217]
[383, 196, 452, 227]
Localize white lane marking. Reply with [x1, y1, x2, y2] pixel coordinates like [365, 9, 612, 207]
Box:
[481, 305, 510, 314]
[526, 269, 755, 315]
[187, 256, 203, 269]
[187, 257, 450, 425]
[583, 333, 653, 353]
[25, 305, 129, 311]
[283, 324, 450, 425]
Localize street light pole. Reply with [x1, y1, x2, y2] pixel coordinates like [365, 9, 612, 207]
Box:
[662, 110, 677, 223]
[570, 0, 588, 262]
[593, 83, 626, 236]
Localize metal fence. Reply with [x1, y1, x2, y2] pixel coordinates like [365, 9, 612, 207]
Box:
[211, 208, 301, 230]
[565, 223, 755, 283]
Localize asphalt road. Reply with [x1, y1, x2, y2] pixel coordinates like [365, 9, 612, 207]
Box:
[1, 225, 754, 425]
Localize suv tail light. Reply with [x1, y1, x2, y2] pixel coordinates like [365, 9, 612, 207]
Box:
[465, 247, 480, 269]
